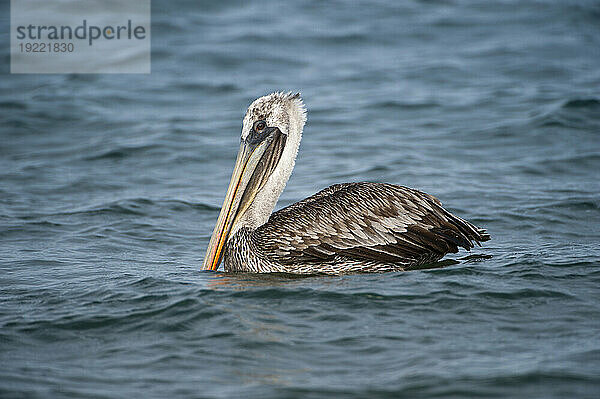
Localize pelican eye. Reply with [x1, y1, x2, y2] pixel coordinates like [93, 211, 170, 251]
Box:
[254, 120, 267, 132]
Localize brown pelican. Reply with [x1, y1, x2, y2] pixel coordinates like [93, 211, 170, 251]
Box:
[203, 92, 490, 274]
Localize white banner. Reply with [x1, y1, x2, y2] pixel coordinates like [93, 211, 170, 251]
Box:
[10, 0, 151, 73]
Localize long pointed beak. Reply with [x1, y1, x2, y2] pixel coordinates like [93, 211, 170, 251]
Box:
[202, 129, 286, 271]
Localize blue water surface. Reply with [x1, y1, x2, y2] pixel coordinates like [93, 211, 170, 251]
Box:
[1, 1, 600, 398]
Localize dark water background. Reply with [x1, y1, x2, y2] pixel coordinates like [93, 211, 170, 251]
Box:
[1, 0, 600, 397]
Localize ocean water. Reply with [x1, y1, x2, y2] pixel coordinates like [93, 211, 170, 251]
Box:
[1, 0, 600, 397]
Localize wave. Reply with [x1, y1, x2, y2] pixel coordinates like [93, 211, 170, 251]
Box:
[84, 144, 163, 161]
[366, 100, 441, 111]
[170, 81, 239, 93]
[530, 97, 600, 130]
[0, 101, 28, 110]
[1, 198, 219, 226]
[562, 98, 600, 109]
[57, 198, 219, 217]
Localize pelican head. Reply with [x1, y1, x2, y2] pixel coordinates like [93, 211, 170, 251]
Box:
[203, 92, 307, 270]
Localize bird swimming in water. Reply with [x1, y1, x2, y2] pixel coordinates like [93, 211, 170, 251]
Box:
[203, 92, 490, 274]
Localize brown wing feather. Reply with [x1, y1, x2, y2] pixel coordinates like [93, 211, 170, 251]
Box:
[253, 182, 490, 267]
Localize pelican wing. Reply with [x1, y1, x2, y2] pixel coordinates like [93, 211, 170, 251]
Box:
[254, 182, 490, 269]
